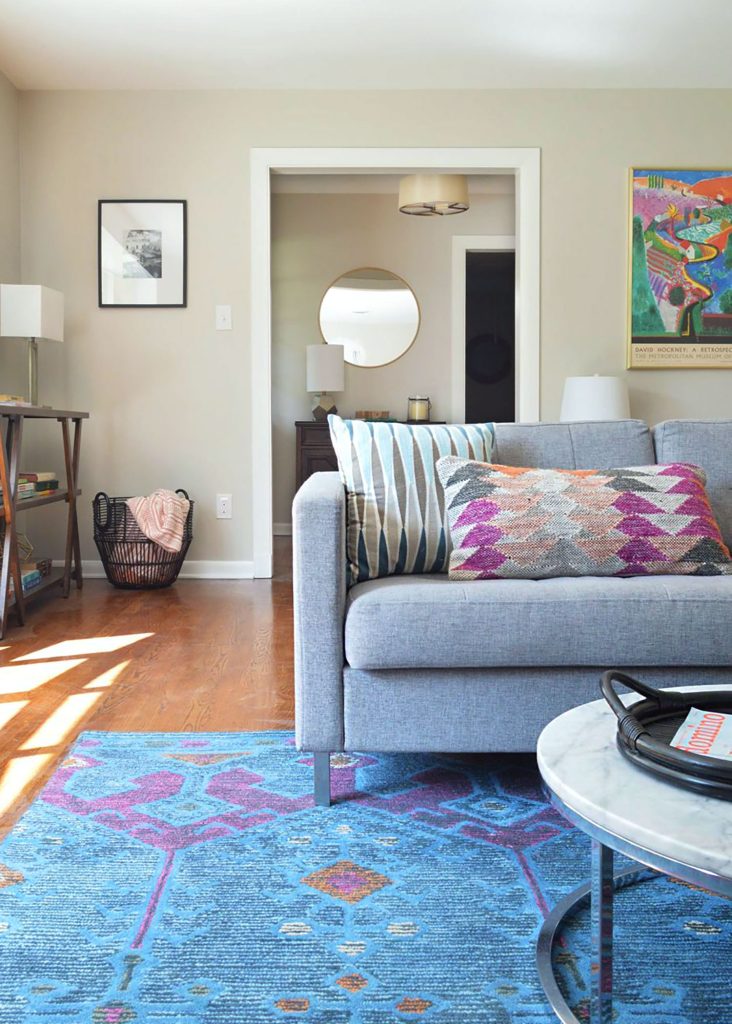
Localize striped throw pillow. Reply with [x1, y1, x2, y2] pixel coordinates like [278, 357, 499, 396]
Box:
[328, 416, 494, 585]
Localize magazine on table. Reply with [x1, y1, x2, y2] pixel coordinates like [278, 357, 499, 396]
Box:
[671, 707, 732, 761]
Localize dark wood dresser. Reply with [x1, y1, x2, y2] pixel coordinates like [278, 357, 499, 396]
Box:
[295, 421, 338, 489]
[295, 419, 447, 489]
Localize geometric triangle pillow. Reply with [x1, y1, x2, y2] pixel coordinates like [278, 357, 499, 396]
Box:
[328, 416, 494, 586]
[436, 458, 732, 580]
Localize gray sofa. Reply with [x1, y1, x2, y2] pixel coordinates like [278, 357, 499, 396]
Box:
[292, 419, 732, 804]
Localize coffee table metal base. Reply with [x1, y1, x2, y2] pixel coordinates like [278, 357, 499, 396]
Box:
[537, 692, 732, 1024]
[536, 842, 652, 1024]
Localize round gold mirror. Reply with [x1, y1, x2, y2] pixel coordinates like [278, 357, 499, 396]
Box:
[318, 268, 420, 368]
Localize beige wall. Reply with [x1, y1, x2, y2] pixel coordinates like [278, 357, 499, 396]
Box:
[0, 71, 19, 282]
[271, 189, 515, 526]
[0, 71, 24, 391]
[18, 92, 254, 566]
[12, 88, 732, 566]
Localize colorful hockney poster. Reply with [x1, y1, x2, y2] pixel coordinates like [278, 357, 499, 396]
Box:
[629, 169, 732, 368]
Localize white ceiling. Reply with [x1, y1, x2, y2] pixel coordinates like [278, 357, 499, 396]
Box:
[2, 0, 732, 90]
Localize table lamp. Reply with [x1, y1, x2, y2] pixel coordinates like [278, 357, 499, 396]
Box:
[307, 344, 344, 422]
[0, 284, 64, 406]
[560, 375, 630, 422]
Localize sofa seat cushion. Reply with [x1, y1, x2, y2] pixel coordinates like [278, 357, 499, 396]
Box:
[344, 574, 732, 670]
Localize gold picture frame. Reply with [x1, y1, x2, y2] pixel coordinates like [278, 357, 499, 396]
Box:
[628, 168, 732, 370]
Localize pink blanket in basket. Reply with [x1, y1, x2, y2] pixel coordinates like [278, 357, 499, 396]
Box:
[126, 489, 190, 553]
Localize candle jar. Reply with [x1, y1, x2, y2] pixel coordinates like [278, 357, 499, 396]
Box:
[407, 396, 431, 423]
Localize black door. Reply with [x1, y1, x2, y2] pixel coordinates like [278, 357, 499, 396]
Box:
[464, 251, 515, 423]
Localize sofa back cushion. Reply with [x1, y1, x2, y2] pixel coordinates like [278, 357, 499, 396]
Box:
[437, 457, 731, 580]
[494, 419, 655, 470]
[328, 415, 494, 585]
[654, 420, 732, 549]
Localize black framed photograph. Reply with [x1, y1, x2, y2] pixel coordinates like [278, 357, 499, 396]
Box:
[98, 199, 187, 307]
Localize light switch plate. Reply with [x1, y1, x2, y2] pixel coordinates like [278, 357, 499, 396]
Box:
[215, 305, 232, 330]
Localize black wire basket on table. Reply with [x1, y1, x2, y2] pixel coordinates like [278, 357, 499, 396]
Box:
[92, 490, 193, 589]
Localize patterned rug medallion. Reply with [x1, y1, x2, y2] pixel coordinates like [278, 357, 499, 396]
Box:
[0, 732, 730, 1023]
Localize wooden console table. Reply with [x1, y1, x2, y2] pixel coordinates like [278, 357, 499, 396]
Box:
[0, 404, 89, 638]
[295, 419, 448, 489]
[295, 421, 338, 489]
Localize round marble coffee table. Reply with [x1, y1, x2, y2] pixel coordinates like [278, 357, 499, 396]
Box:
[536, 686, 732, 1024]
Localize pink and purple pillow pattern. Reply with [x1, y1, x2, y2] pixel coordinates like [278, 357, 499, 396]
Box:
[436, 458, 732, 580]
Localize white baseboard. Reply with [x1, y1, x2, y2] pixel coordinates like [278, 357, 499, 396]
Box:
[273, 522, 292, 536]
[61, 559, 255, 580]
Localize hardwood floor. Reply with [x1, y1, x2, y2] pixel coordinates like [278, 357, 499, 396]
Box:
[0, 538, 295, 838]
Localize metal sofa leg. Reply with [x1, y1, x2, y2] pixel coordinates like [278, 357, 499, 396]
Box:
[313, 752, 331, 807]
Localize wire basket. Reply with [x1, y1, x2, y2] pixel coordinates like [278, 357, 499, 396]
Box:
[92, 490, 193, 590]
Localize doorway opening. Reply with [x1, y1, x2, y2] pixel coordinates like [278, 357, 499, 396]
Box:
[465, 250, 516, 423]
[251, 148, 541, 577]
[270, 174, 517, 539]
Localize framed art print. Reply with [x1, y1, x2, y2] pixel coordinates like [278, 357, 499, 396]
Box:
[98, 199, 187, 307]
[629, 170, 732, 369]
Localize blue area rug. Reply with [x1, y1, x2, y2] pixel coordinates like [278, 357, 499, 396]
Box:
[0, 732, 729, 1023]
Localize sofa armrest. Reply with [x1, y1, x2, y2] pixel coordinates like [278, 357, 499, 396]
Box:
[292, 471, 346, 751]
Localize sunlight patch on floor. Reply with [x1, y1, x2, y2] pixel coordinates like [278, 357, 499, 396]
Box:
[0, 660, 87, 695]
[13, 633, 154, 662]
[20, 692, 105, 751]
[0, 753, 54, 816]
[82, 660, 131, 690]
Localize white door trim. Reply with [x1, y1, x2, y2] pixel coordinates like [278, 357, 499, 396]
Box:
[251, 147, 541, 578]
[450, 234, 517, 423]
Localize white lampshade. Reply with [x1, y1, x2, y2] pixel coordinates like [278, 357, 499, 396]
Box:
[399, 174, 469, 216]
[307, 344, 344, 393]
[0, 284, 64, 342]
[560, 376, 630, 422]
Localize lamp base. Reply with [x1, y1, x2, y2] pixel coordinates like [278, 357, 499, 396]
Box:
[28, 337, 38, 407]
[312, 393, 338, 422]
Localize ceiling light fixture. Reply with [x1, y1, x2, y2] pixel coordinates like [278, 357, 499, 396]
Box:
[398, 174, 469, 216]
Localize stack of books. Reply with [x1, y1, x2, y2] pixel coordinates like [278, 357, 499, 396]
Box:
[21, 557, 52, 578]
[10, 568, 41, 595]
[4, 557, 52, 598]
[12, 568, 42, 594]
[17, 472, 59, 500]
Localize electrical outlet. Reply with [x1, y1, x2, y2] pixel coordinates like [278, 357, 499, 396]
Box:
[216, 493, 232, 519]
[215, 305, 232, 330]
